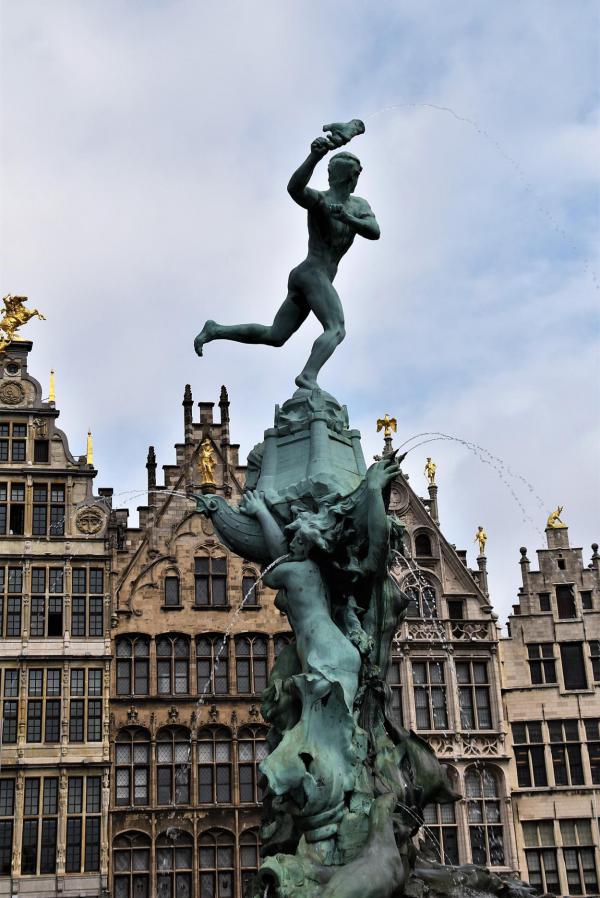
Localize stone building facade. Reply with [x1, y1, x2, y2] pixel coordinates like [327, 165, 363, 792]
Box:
[0, 341, 112, 898]
[501, 527, 600, 897]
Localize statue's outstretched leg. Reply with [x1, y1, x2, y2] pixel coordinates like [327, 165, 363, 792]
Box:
[294, 278, 345, 390]
[194, 293, 308, 357]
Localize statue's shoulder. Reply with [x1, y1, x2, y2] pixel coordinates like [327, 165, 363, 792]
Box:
[351, 194, 373, 212]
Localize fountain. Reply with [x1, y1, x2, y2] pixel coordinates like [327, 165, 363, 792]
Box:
[192, 121, 540, 898]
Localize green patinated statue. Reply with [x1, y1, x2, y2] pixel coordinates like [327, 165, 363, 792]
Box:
[194, 119, 379, 389]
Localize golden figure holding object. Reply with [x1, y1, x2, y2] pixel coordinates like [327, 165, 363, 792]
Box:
[0, 295, 45, 351]
[475, 525, 487, 555]
[547, 506, 566, 529]
[424, 457, 436, 485]
[199, 439, 216, 484]
[376, 414, 397, 439]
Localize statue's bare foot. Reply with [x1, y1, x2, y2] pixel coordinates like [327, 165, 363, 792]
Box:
[194, 320, 217, 357]
[294, 372, 318, 390]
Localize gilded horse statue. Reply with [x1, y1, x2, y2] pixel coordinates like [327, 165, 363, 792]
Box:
[0, 295, 45, 351]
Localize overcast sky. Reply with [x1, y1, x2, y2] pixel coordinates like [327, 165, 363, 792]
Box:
[1, 1, 599, 625]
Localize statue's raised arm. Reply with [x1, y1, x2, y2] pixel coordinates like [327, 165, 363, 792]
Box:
[194, 118, 379, 390]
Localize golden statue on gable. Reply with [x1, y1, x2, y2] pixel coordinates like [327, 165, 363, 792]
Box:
[424, 456, 436, 485]
[547, 506, 566, 529]
[475, 525, 487, 555]
[376, 413, 397, 439]
[199, 438, 216, 484]
[0, 295, 45, 351]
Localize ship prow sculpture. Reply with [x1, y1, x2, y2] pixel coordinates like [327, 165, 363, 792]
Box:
[193, 121, 540, 898]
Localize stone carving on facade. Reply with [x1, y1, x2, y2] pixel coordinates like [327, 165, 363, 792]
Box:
[75, 505, 106, 534]
[249, 704, 261, 721]
[168, 705, 179, 722]
[460, 733, 502, 757]
[208, 704, 219, 723]
[0, 380, 25, 404]
[450, 620, 490, 641]
[127, 705, 139, 723]
[32, 417, 49, 437]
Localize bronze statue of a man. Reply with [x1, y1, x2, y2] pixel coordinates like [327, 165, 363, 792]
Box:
[194, 120, 380, 389]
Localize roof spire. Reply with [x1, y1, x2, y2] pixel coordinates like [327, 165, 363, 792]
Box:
[49, 369, 55, 404]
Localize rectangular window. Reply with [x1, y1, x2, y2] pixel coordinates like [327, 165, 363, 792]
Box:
[0, 566, 23, 637]
[560, 820, 598, 896]
[560, 642, 588, 690]
[589, 641, 600, 682]
[556, 584, 576, 619]
[423, 802, 459, 865]
[387, 657, 403, 727]
[549, 720, 584, 786]
[29, 567, 64, 637]
[69, 669, 102, 743]
[456, 660, 492, 729]
[34, 440, 49, 463]
[26, 669, 61, 743]
[1, 669, 18, 744]
[0, 778, 15, 876]
[512, 722, 548, 787]
[21, 777, 58, 875]
[447, 599, 464, 620]
[412, 660, 448, 730]
[580, 590, 593, 610]
[538, 592, 551, 612]
[194, 556, 227, 607]
[523, 821, 559, 895]
[584, 720, 600, 785]
[164, 576, 180, 606]
[527, 643, 557, 685]
[70, 569, 103, 636]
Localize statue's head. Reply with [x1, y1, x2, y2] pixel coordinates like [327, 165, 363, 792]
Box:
[285, 507, 335, 559]
[328, 152, 362, 190]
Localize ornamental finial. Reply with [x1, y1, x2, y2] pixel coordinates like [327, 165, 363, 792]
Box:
[86, 430, 93, 466]
[49, 369, 56, 403]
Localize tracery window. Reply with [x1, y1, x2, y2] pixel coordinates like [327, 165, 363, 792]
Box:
[465, 766, 505, 866]
[405, 583, 437, 618]
[197, 635, 229, 695]
[116, 636, 150, 696]
[274, 634, 293, 659]
[156, 727, 190, 806]
[156, 830, 193, 898]
[194, 554, 227, 607]
[113, 831, 151, 898]
[157, 636, 190, 695]
[238, 725, 268, 804]
[235, 635, 268, 694]
[199, 828, 235, 898]
[240, 829, 260, 897]
[115, 728, 150, 807]
[198, 727, 232, 804]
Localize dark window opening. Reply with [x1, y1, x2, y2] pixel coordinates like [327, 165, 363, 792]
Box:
[34, 440, 49, 463]
[560, 642, 588, 691]
[447, 600, 464, 620]
[581, 591, 593, 610]
[164, 576, 180, 607]
[557, 558, 566, 570]
[415, 533, 433, 556]
[538, 593, 551, 612]
[556, 584, 576, 619]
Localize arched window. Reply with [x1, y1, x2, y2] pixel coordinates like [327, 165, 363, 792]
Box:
[235, 636, 268, 694]
[116, 636, 149, 696]
[238, 725, 268, 804]
[115, 728, 150, 807]
[415, 532, 433, 557]
[113, 831, 150, 898]
[156, 636, 189, 695]
[405, 583, 438, 618]
[274, 633, 293, 659]
[198, 727, 232, 805]
[465, 766, 505, 866]
[422, 766, 459, 865]
[199, 829, 234, 898]
[164, 575, 180, 608]
[196, 635, 229, 696]
[240, 828, 260, 897]
[156, 728, 190, 806]
[156, 830, 193, 898]
[241, 569, 260, 609]
[194, 554, 227, 607]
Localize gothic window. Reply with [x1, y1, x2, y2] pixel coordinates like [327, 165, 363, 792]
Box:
[560, 642, 588, 690]
[194, 555, 227, 607]
[556, 584, 576, 619]
[274, 634, 293, 659]
[196, 635, 229, 696]
[198, 727, 232, 804]
[549, 720, 584, 786]
[523, 821, 560, 895]
[115, 728, 150, 806]
[584, 720, 600, 785]
[242, 570, 260, 607]
[157, 636, 190, 695]
[156, 727, 190, 806]
[240, 829, 260, 897]
[27, 668, 61, 743]
[387, 656, 403, 727]
[590, 640, 600, 682]
[560, 820, 598, 896]
[512, 722, 548, 787]
[527, 643, 556, 685]
[156, 830, 193, 898]
[0, 778, 15, 876]
[0, 565, 22, 636]
[30, 567, 64, 637]
[238, 726, 268, 804]
[412, 660, 448, 730]
[422, 800, 459, 865]
[456, 660, 492, 729]
[71, 567, 104, 637]
[21, 776, 59, 874]
[65, 775, 101, 873]
[113, 831, 151, 898]
[69, 668, 102, 742]
[1, 669, 18, 744]
[164, 576, 180, 608]
[405, 584, 437, 618]
[415, 532, 433, 557]
[199, 828, 235, 898]
[116, 636, 150, 696]
[465, 766, 505, 866]
[32, 483, 65, 536]
[235, 635, 268, 694]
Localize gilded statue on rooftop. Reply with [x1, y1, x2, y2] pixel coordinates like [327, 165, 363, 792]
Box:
[475, 525, 488, 555]
[424, 456, 436, 485]
[547, 506, 566, 529]
[376, 413, 397, 439]
[198, 438, 216, 484]
[0, 295, 45, 351]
